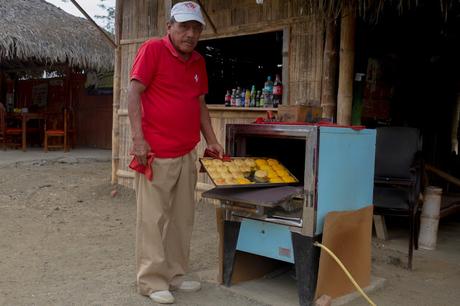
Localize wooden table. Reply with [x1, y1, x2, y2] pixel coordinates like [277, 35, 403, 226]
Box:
[9, 112, 46, 151]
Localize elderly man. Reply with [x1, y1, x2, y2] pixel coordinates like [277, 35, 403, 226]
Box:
[128, 1, 223, 304]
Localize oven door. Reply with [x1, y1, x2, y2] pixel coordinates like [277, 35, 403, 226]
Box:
[223, 124, 318, 234]
[202, 185, 304, 227]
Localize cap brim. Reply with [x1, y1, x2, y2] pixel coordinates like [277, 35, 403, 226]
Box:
[173, 13, 206, 26]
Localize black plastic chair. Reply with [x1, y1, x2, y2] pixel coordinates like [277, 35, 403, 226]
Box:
[373, 126, 423, 269]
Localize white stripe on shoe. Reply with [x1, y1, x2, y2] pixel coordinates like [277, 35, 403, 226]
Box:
[149, 290, 175, 304]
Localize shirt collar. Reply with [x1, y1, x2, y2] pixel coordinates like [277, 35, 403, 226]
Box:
[162, 35, 200, 63]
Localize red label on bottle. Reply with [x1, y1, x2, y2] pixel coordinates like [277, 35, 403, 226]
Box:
[273, 85, 282, 95]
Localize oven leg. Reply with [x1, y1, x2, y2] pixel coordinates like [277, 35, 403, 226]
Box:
[223, 220, 241, 287]
[292, 233, 321, 306]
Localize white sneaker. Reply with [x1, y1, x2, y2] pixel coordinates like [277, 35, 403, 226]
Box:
[174, 280, 201, 292]
[149, 290, 175, 304]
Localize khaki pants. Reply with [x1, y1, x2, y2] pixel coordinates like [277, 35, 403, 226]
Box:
[134, 150, 197, 295]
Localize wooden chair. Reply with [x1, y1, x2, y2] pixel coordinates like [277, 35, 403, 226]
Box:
[0, 104, 22, 150]
[44, 109, 69, 152]
[373, 126, 424, 270]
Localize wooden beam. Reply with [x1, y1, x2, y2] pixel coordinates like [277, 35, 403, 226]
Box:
[337, 7, 356, 125]
[69, 0, 117, 49]
[196, 0, 217, 33]
[112, 0, 124, 185]
[426, 164, 460, 188]
[120, 37, 159, 45]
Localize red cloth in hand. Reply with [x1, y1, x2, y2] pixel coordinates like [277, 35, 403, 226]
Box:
[129, 153, 155, 181]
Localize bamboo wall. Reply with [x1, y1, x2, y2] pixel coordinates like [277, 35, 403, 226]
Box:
[114, 0, 325, 187]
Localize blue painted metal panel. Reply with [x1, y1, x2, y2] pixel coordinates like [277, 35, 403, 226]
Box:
[315, 127, 376, 235]
[237, 219, 295, 263]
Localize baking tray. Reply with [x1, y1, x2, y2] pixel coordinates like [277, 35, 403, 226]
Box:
[201, 186, 304, 208]
[199, 157, 300, 188]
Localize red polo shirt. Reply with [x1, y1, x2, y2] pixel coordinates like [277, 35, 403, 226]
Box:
[130, 36, 208, 158]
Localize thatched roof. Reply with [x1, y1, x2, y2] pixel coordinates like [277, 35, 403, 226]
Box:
[0, 0, 114, 72]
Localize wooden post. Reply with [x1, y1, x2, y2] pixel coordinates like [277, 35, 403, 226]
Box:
[69, 0, 117, 49]
[112, 0, 124, 185]
[451, 90, 460, 154]
[321, 20, 338, 121]
[337, 7, 356, 125]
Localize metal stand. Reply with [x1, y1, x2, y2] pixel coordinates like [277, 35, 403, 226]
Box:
[292, 232, 320, 306]
[223, 220, 321, 306]
[223, 220, 241, 286]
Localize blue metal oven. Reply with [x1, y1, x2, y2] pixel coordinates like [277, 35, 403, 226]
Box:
[203, 123, 376, 306]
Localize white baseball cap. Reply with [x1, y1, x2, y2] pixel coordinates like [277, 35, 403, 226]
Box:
[171, 1, 206, 26]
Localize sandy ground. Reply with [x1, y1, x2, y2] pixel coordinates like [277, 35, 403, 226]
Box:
[0, 158, 459, 306]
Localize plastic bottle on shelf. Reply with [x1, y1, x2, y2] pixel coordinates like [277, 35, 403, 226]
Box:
[255, 90, 261, 107]
[250, 85, 256, 107]
[235, 87, 242, 107]
[263, 76, 274, 107]
[240, 88, 245, 107]
[245, 89, 251, 107]
[225, 90, 231, 107]
[260, 89, 266, 108]
[230, 89, 236, 107]
[272, 74, 282, 108]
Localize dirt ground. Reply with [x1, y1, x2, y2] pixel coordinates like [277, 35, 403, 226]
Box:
[1, 158, 459, 306]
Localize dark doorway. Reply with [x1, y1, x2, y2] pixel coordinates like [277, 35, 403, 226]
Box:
[197, 31, 283, 104]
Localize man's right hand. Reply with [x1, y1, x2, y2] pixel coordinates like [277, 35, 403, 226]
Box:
[131, 137, 151, 165]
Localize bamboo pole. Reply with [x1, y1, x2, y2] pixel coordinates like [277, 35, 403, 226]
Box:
[337, 7, 356, 125]
[111, 0, 124, 185]
[426, 164, 460, 188]
[69, 0, 117, 49]
[321, 19, 338, 121]
[451, 91, 460, 154]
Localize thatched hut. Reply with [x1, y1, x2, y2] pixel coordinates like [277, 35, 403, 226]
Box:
[0, 0, 115, 149]
[0, 0, 113, 71]
[112, 0, 460, 186]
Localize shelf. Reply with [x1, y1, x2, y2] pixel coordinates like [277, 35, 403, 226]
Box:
[207, 105, 278, 112]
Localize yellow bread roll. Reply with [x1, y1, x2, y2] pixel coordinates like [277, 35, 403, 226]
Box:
[244, 159, 256, 167]
[221, 172, 233, 179]
[202, 159, 213, 166]
[212, 159, 223, 166]
[227, 165, 239, 173]
[255, 159, 267, 167]
[236, 178, 252, 184]
[282, 176, 296, 183]
[269, 177, 283, 183]
[258, 164, 271, 171]
[214, 178, 225, 185]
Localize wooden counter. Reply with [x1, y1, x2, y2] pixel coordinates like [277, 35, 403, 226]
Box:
[197, 104, 277, 187]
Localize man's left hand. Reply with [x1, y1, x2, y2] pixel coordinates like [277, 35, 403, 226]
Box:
[207, 143, 224, 159]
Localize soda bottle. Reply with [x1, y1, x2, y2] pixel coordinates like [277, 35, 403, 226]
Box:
[225, 90, 231, 107]
[260, 89, 266, 108]
[255, 90, 261, 107]
[240, 88, 245, 107]
[272, 74, 282, 107]
[231, 89, 236, 107]
[250, 85, 256, 107]
[235, 87, 242, 107]
[263, 76, 274, 107]
[245, 89, 251, 107]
